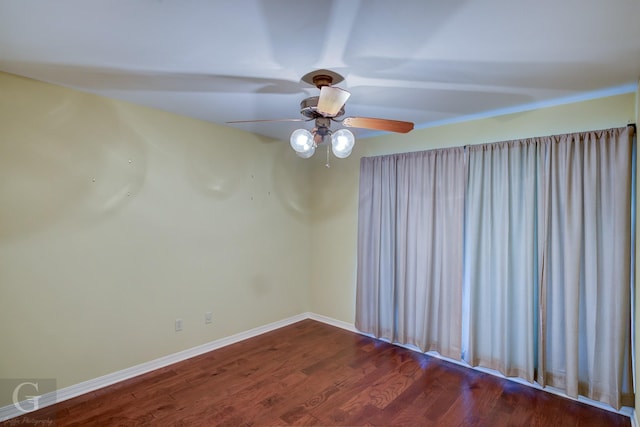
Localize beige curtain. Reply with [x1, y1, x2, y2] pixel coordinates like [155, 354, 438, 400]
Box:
[356, 126, 635, 409]
[538, 126, 635, 409]
[464, 140, 543, 381]
[355, 148, 466, 359]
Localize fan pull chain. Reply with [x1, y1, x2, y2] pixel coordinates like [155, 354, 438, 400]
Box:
[325, 144, 331, 168]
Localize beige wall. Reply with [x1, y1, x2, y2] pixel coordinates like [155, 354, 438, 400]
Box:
[0, 72, 311, 405]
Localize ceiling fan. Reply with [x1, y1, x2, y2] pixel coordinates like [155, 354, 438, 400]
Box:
[227, 69, 414, 160]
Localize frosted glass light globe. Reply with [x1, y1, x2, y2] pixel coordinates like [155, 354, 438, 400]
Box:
[296, 145, 316, 158]
[331, 129, 355, 158]
[290, 129, 314, 153]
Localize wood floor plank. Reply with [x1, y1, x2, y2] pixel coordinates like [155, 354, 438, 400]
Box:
[2, 319, 631, 426]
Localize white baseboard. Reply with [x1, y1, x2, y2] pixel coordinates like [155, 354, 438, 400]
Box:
[307, 312, 358, 333]
[0, 312, 311, 422]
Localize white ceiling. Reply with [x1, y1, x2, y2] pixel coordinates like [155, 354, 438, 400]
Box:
[1, 0, 639, 141]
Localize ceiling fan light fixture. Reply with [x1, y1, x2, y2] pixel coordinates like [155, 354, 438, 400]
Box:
[296, 145, 316, 158]
[290, 129, 314, 153]
[331, 128, 355, 158]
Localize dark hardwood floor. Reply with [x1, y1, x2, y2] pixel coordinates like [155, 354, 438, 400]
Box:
[3, 319, 631, 426]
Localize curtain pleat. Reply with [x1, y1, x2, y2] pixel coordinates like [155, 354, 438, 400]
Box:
[464, 141, 541, 381]
[355, 156, 397, 339]
[356, 148, 466, 359]
[540, 126, 635, 408]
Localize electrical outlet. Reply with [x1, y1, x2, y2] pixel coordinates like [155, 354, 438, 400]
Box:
[175, 318, 183, 332]
[205, 312, 213, 324]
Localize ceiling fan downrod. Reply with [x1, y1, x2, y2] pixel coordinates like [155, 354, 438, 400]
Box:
[311, 74, 334, 89]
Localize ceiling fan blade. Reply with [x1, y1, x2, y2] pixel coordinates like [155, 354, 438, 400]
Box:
[317, 86, 351, 116]
[225, 118, 307, 124]
[342, 117, 414, 133]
